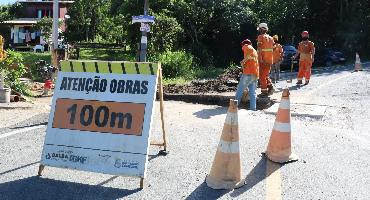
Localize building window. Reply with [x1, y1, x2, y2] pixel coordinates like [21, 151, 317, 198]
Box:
[37, 9, 52, 18]
[37, 10, 42, 18]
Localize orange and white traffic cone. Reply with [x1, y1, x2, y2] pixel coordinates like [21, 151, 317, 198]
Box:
[206, 99, 244, 189]
[265, 88, 298, 163]
[354, 53, 363, 72]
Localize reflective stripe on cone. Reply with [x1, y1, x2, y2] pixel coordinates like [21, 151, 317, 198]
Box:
[206, 99, 244, 189]
[265, 88, 298, 163]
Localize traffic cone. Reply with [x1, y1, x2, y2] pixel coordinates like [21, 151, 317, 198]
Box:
[354, 53, 363, 72]
[265, 88, 298, 163]
[206, 99, 243, 190]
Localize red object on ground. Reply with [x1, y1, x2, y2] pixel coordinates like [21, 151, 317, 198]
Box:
[44, 80, 53, 89]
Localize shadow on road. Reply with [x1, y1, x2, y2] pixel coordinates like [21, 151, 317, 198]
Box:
[288, 84, 302, 91]
[0, 176, 140, 199]
[0, 161, 39, 176]
[97, 176, 119, 186]
[193, 107, 227, 119]
[148, 150, 168, 161]
[230, 156, 281, 197]
[10, 122, 47, 129]
[185, 181, 229, 200]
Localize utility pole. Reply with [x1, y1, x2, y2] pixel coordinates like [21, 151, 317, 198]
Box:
[52, 0, 59, 50]
[139, 0, 149, 62]
[52, 0, 59, 69]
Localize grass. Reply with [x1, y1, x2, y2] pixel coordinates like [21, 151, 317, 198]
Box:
[19, 51, 51, 67]
[163, 67, 225, 85]
[163, 77, 189, 85]
[79, 48, 135, 61]
[19, 51, 51, 82]
[18, 49, 226, 86]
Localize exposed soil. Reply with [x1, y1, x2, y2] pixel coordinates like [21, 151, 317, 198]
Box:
[164, 68, 241, 94]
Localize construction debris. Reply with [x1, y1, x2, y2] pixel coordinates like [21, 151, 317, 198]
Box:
[164, 68, 241, 94]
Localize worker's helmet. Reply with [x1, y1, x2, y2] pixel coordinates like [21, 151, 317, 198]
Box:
[273, 35, 279, 41]
[301, 31, 309, 38]
[241, 39, 252, 46]
[257, 23, 268, 31]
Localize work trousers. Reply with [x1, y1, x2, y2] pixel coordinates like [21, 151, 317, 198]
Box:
[259, 62, 272, 92]
[235, 74, 257, 110]
[271, 61, 281, 83]
[297, 60, 312, 81]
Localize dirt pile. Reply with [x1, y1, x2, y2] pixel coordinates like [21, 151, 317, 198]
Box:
[164, 68, 242, 94]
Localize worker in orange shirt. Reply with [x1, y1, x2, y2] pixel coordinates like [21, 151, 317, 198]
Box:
[235, 39, 259, 110]
[293, 31, 315, 85]
[257, 23, 275, 97]
[271, 35, 284, 83]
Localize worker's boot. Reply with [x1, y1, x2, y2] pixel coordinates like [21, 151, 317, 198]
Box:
[258, 90, 269, 97]
[296, 80, 303, 85]
[267, 85, 275, 96]
[304, 80, 310, 85]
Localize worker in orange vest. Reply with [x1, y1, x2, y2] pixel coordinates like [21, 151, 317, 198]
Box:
[235, 39, 259, 110]
[257, 23, 275, 97]
[293, 31, 315, 85]
[271, 35, 284, 83]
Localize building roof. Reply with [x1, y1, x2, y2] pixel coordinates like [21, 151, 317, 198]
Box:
[3, 18, 41, 24]
[18, 0, 74, 4]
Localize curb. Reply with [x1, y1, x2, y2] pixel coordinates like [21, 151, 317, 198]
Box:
[161, 93, 275, 110]
[0, 103, 34, 110]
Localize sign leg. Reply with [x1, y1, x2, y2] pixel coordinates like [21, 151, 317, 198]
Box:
[140, 178, 145, 189]
[158, 66, 168, 155]
[38, 164, 45, 176]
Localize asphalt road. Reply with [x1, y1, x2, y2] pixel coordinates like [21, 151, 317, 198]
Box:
[0, 64, 369, 200]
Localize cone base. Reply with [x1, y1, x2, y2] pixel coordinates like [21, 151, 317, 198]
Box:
[205, 175, 243, 190]
[264, 152, 299, 164]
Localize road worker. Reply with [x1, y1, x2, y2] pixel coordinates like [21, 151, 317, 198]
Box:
[235, 39, 259, 110]
[271, 35, 284, 83]
[256, 23, 275, 97]
[293, 31, 315, 85]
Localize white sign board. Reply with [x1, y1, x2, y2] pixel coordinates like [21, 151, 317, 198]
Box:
[40, 60, 159, 178]
[132, 15, 155, 24]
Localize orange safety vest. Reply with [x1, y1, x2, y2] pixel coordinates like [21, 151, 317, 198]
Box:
[273, 43, 283, 64]
[257, 34, 274, 65]
[298, 40, 315, 61]
[241, 44, 259, 77]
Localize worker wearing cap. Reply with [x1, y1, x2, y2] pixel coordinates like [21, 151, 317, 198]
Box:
[293, 31, 315, 85]
[257, 23, 275, 97]
[271, 35, 283, 83]
[235, 39, 259, 110]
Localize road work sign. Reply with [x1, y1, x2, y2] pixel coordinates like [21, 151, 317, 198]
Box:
[40, 60, 159, 178]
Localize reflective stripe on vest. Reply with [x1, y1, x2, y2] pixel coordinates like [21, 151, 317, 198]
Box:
[242, 55, 258, 65]
[261, 48, 273, 52]
[245, 55, 258, 61]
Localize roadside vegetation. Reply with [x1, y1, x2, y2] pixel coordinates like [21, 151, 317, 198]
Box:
[1, 0, 369, 95]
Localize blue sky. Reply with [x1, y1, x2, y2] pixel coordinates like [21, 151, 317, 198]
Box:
[0, 0, 16, 5]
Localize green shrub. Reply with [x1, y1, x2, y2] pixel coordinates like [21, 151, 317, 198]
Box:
[158, 50, 195, 79]
[0, 50, 30, 95]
